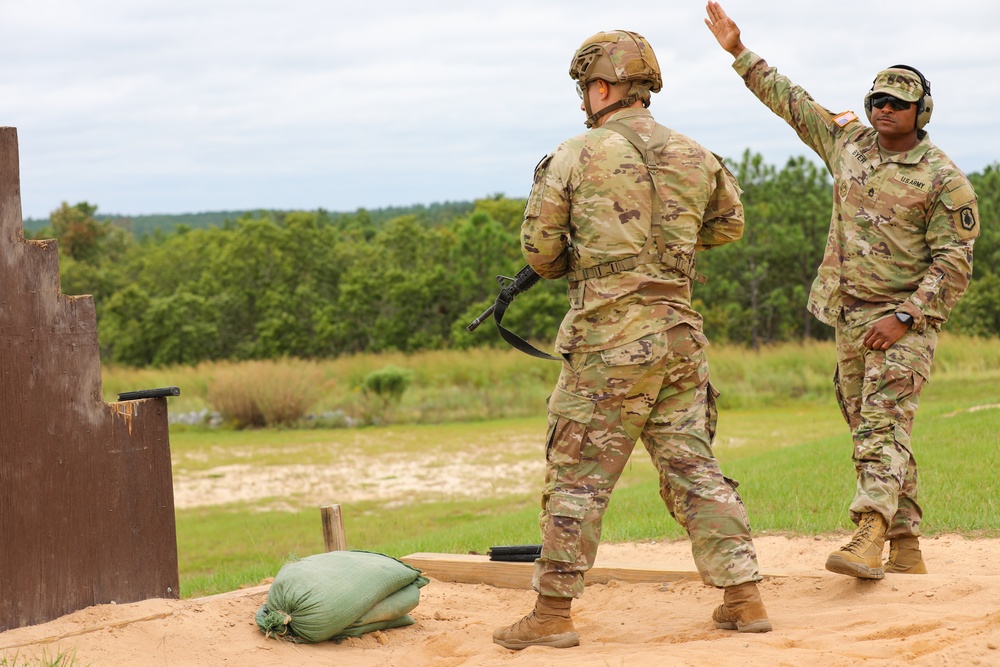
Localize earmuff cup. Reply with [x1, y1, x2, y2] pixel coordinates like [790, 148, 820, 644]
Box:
[864, 64, 933, 130]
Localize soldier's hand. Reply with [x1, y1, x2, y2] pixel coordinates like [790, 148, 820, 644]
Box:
[863, 315, 909, 351]
[704, 2, 746, 58]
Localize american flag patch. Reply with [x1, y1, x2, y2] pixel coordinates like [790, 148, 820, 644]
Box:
[833, 111, 859, 128]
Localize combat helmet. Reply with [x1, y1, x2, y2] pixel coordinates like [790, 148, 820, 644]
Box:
[569, 30, 662, 128]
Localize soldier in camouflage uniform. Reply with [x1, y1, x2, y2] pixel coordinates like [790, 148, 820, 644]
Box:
[492, 30, 772, 651]
[706, 2, 979, 580]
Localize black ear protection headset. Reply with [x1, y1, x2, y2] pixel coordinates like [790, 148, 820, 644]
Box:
[864, 64, 934, 129]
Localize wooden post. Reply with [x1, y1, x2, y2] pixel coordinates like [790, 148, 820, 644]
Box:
[321, 504, 347, 552]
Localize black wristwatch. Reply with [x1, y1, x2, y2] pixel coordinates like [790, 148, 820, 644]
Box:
[895, 312, 913, 327]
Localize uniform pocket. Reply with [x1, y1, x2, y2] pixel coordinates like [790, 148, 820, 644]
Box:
[541, 491, 589, 564]
[545, 385, 596, 466]
[706, 381, 721, 442]
[886, 342, 932, 384]
[833, 367, 851, 426]
[524, 153, 554, 219]
[723, 475, 751, 531]
[599, 335, 655, 367]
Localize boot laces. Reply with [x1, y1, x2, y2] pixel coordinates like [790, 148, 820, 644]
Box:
[842, 514, 879, 554]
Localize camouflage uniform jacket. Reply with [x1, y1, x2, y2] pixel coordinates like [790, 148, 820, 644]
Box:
[522, 107, 744, 353]
[734, 50, 979, 332]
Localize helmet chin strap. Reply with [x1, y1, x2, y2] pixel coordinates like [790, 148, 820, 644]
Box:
[584, 95, 638, 129]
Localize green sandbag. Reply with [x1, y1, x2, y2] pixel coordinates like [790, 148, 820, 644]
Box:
[336, 613, 416, 640]
[334, 581, 423, 639]
[255, 550, 429, 643]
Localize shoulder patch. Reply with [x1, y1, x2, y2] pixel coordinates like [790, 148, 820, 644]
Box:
[525, 153, 554, 219]
[832, 111, 859, 128]
[712, 152, 743, 195]
[940, 180, 980, 241]
[959, 207, 978, 233]
[533, 153, 554, 179]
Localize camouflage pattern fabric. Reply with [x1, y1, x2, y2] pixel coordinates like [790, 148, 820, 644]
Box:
[521, 106, 761, 598]
[570, 30, 663, 92]
[732, 50, 978, 535]
[869, 67, 926, 104]
[732, 50, 978, 331]
[834, 304, 937, 539]
[522, 107, 744, 354]
[531, 325, 761, 597]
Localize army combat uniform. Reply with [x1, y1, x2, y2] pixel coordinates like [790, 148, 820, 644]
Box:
[522, 105, 762, 598]
[733, 50, 979, 538]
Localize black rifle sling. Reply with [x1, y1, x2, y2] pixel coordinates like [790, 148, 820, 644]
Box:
[492, 291, 560, 361]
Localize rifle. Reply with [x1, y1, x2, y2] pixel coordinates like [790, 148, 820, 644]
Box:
[466, 265, 558, 361]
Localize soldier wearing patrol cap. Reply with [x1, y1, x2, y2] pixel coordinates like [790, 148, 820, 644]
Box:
[706, 2, 979, 580]
[492, 29, 772, 651]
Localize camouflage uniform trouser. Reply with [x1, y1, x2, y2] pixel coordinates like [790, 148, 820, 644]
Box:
[532, 324, 761, 599]
[834, 316, 937, 539]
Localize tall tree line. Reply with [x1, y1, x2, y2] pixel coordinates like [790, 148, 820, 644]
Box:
[39, 154, 999, 367]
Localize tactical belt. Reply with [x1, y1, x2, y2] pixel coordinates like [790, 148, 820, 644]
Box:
[567, 121, 706, 286]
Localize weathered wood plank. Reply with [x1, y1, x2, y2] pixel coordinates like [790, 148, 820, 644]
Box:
[401, 553, 821, 589]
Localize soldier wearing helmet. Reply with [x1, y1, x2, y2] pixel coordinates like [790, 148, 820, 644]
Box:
[706, 2, 979, 581]
[493, 29, 772, 651]
[569, 30, 663, 129]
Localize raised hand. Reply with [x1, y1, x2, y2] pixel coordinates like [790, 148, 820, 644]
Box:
[704, 2, 746, 58]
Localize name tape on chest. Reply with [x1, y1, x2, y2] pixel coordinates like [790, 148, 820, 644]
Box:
[894, 175, 929, 192]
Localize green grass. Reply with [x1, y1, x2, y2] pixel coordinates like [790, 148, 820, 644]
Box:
[0, 649, 80, 667]
[156, 335, 1000, 597]
[102, 332, 1000, 425]
[175, 375, 1000, 597]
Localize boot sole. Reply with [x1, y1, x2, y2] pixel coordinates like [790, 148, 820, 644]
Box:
[714, 619, 773, 633]
[825, 554, 885, 579]
[493, 632, 580, 650]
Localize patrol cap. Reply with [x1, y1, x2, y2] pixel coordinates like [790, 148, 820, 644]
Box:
[870, 67, 925, 103]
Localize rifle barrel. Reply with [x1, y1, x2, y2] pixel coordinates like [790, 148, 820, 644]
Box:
[466, 303, 496, 332]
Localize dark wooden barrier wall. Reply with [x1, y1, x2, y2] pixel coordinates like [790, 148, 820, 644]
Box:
[0, 126, 178, 632]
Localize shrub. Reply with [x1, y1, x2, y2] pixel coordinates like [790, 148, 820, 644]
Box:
[359, 365, 413, 425]
[207, 359, 321, 428]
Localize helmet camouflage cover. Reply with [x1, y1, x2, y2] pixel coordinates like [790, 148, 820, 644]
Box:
[569, 30, 663, 95]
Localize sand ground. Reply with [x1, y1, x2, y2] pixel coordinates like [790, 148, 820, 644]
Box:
[2, 533, 999, 666]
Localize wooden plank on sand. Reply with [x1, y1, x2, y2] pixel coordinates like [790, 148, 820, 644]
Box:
[401, 553, 818, 589]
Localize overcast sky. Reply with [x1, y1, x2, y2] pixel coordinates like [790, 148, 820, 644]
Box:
[2, 0, 998, 220]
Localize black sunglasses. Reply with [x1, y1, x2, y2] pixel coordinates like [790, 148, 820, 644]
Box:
[870, 94, 913, 111]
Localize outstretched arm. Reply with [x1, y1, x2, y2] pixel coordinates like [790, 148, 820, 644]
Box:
[704, 2, 747, 58]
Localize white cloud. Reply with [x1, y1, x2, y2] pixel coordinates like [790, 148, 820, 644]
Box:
[1, 0, 998, 218]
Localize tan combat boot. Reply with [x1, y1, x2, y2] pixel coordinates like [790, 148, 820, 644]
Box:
[712, 581, 773, 633]
[825, 512, 888, 579]
[492, 594, 579, 650]
[885, 537, 928, 574]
